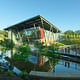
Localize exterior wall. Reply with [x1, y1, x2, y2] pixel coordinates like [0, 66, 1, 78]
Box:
[8, 27, 60, 45]
[16, 27, 44, 39]
[53, 33, 60, 41]
[41, 29, 60, 45]
[38, 28, 44, 39]
[8, 30, 21, 45]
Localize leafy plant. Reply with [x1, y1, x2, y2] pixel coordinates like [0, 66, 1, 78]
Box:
[5, 71, 14, 76]
[64, 30, 74, 35]
[0, 68, 4, 73]
[34, 40, 46, 52]
[75, 30, 80, 35]
[0, 30, 15, 54]
[19, 71, 28, 78]
[18, 43, 31, 54]
[0, 39, 15, 50]
[12, 43, 31, 61]
[53, 42, 65, 47]
[60, 39, 80, 45]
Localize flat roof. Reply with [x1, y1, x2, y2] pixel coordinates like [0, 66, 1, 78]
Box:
[4, 15, 61, 32]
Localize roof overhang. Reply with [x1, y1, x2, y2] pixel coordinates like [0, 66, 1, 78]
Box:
[4, 15, 61, 33]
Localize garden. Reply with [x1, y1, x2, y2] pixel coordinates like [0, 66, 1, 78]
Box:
[0, 30, 80, 79]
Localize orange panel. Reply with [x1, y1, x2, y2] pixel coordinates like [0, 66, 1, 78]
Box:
[39, 56, 44, 66]
[38, 28, 44, 39]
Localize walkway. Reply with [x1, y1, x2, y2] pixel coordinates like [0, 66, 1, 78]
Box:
[29, 71, 80, 80]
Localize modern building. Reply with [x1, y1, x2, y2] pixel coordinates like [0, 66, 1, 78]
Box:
[4, 15, 61, 45]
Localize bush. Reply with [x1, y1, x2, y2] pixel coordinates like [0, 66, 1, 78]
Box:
[12, 43, 31, 61]
[0, 68, 4, 73]
[53, 42, 65, 47]
[46, 50, 60, 57]
[60, 39, 80, 45]
[18, 43, 31, 54]
[19, 71, 28, 78]
[34, 40, 45, 51]
[5, 71, 14, 76]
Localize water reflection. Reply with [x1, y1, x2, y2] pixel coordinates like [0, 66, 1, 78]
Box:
[0, 51, 22, 75]
[28, 54, 80, 73]
[51, 60, 80, 73]
[0, 51, 55, 73]
[28, 55, 48, 66]
[0, 46, 80, 74]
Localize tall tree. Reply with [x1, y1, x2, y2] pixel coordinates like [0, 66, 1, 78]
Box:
[75, 30, 80, 35]
[0, 30, 14, 52]
[64, 30, 74, 35]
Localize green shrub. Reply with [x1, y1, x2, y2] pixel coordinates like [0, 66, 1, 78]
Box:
[19, 71, 28, 78]
[60, 39, 80, 45]
[34, 40, 45, 51]
[53, 42, 65, 47]
[5, 71, 14, 76]
[0, 68, 3, 73]
[46, 50, 60, 57]
[12, 43, 31, 61]
[18, 43, 31, 54]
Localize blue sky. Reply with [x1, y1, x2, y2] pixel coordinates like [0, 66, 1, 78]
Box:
[0, 0, 80, 31]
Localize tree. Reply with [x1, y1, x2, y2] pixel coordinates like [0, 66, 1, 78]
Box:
[64, 30, 74, 35]
[75, 30, 80, 35]
[0, 30, 8, 41]
[0, 30, 14, 52]
[12, 43, 31, 61]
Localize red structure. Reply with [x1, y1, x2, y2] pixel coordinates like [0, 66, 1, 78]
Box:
[39, 56, 44, 66]
[38, 28, 44, 39]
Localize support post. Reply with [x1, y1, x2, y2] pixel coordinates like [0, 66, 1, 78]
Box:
[41, 18, 46, 45]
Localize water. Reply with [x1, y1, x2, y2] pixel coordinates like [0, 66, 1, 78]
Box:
[0, 51, 22, 75]
[0, 47, 80, 74]
[12, 67, 22, 75]
[51, 47, 80, 73]
[21, 54, 80, 73]
[28, 55, 38, 64]
[28, 55, 48, 64]
[51, 60, 80, 73]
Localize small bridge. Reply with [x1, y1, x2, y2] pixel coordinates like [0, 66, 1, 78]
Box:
[55, 45, 80, 63]
[41, 44, 80, 64]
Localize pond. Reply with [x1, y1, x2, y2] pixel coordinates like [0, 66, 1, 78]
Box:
[0, 46, 80, 74]
[51, 60, 80, 73]
[11, 53, 80, 73]
[28, 54, 80, 73]
[0, 51, 22, 75]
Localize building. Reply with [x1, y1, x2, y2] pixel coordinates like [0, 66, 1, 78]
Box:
[4, 15, 61, 45]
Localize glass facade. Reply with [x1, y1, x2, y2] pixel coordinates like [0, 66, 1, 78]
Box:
[23, 26, 40, 38]
[16, 26, 43, 41]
